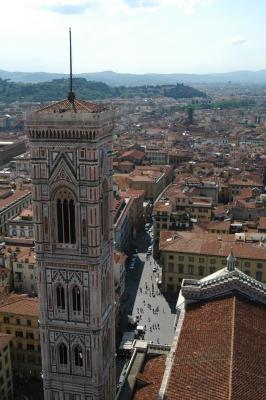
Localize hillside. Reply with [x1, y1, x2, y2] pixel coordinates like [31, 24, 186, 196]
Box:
[0, 78, 205, 103]
[1, 69, 266, 86]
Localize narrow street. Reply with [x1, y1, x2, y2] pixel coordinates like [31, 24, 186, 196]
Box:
[118, 229, 177, 347]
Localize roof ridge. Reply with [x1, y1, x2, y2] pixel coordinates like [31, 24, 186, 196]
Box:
[228, 296, 236, 400]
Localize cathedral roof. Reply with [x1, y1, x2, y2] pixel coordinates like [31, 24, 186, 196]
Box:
[36, 98, 109, 114]
[164, 296, 266, 400]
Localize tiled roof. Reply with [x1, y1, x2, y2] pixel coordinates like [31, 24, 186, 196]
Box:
[133, 355, 166, 400]
[159, 231, 266, 261]
[120, 149, 145, 160]
[207, 220, 231, 231]
[120, 189, 145, 199]
[0, 190, 30, 211]
[165, 296, 266, 400]
[36, 98, 108, 114]
[0, 293, 38, 317]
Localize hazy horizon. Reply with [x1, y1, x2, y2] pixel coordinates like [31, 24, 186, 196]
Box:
[1, 67, 266, 76]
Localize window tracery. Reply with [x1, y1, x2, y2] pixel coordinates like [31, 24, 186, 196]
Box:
[59, 343, 68, 365]
[72, 285, 81, 312]
[56, 189, 76, 244]
[56, 285, 65, 310]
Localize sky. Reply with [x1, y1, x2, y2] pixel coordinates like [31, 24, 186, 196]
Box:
[1, 0, 266, 74]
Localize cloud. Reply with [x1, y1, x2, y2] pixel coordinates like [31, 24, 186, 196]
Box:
[226, 35, 247, 46]
[25, 0, 214, 15]
[48, 4, 90, 14]
[25, 0, 93, 15]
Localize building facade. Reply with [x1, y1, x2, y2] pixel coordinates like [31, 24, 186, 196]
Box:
[27, 97, 116, 400]
[0, 333, 13, 400]
[7, 208, 33, 239]
[160, 231, 266, 293]
[0, 294, 41, 379]
[0, 190, 32, 236]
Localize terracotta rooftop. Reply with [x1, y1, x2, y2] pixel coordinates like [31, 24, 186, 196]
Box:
[133, 355, 166, 400]
[36, 98, 108, 114]
[0, 293, 38, 317]
[164, 296, 266, 400]
[0, 190, 30, 211]
[207, 219, 231, 231]
[159, 231, 266, 261]
[120, 188, 145, 199]
[120, 149, 145, 161]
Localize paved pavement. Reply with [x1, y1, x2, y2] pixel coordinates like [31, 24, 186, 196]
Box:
[118, 230, 177, 346]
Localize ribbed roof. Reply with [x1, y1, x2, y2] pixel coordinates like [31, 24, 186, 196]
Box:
[36, 98, 109, 114]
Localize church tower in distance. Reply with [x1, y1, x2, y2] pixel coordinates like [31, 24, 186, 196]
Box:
[26, 96, 116, 400]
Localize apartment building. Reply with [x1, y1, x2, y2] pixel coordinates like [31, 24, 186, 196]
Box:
[120, 188, 145, 238]
[160, 231, 266, 292]
[129, 165, 173, 201]
[0, 333, 13, 400]
[153, 183, 213, 247]
[228, 176, 263, 200]
[7, 208, 33, 239]
[0, 294, 41, 378]
[12, 247, 36, 295]
[114, 197, 133, 252]
[0, 189, 31, 235]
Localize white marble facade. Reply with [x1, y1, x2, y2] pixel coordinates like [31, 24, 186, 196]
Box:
[27, 99, 116, 400]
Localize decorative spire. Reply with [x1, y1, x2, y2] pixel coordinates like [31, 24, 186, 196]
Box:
[68, 27, 75, 103]
[227, 249, 236, 272]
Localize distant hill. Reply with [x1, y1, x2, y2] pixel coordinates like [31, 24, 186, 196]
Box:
[1, 69, 266, 86]
[0, 77, 205, 103]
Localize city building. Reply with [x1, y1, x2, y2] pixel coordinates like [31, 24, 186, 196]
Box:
[14, 152, 31, 178]
[7, 207, 33, 239]
[228, 175, 263, 200]
[0, 333, 13, 400]
[0, 189, 31, 235]
[0, 293, 41, 379]
[120, 189, 145, 238]
[159, 230, 266, 292]
[114, 196, 133, 252]
[0, 265, 11, 295]
[12, 246, 36, 295]
[113, 250, 127, 321]
[129, 165, 173, 201]
[27, 94, 116, 399]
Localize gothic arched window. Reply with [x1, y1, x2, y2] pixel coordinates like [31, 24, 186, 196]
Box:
[56, 189, 76, 244]
[74, 346, 83, 367]
[56, 285, 65, 310]
[59, 343, 67, 365]
[72, 286, 81, 312]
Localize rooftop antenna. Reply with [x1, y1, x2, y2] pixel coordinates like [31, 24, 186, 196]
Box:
[68, 27, 75, 103]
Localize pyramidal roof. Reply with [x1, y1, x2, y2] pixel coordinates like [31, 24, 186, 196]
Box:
[36, 98, 109, 114]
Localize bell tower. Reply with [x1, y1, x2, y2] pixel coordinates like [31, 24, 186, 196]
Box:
[26, 95, 116, 400]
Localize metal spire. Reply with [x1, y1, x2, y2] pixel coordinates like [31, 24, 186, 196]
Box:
[68, 27, 75, 103]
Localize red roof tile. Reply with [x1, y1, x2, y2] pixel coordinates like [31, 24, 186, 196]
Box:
[133, 355, 166, 400]
[36, 98, 108, 114]
[0, 293, 39, 317]
[165, 296, 266, 400]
